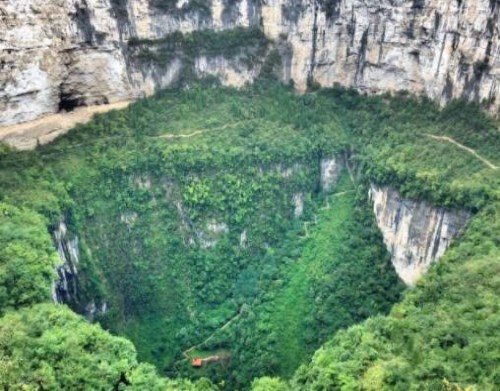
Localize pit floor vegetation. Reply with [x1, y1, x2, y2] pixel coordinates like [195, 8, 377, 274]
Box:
[0, 80, 498, 390]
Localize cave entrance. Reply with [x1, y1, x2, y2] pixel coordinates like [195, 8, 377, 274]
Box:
[58, 92, 80, 113]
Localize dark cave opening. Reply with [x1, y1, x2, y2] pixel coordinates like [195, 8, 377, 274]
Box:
[58, 93, 80, 113]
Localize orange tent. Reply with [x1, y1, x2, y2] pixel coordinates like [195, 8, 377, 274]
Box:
[192, 358, 203, 367]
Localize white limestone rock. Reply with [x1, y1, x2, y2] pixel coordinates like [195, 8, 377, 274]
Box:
[0, 0, 498, 127]
[52, 220, 80, 304]
[293, 192, 304, 217]
[320, 157, 343, 192]
[197, 219, 229, 249]
[370, 184, 471, 286]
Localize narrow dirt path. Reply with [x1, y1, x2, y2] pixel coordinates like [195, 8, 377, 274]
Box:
[156, 130, 205, 139]
[425, 134, 498, 170]
[154, 121, 243, 140]
[0, 101, 132, 150]
[331, 190, 354, 197]
[180, 307, 244, 361]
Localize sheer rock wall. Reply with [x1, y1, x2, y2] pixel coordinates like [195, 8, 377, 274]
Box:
[370, 184, 471, 286]
[1, 0, 498, 124]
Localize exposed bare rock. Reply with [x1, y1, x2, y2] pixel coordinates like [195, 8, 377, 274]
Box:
[293, 192, 304, 217]
[320, 156, 343, 192]
[369, 184, 471, 286]
[0, 101, 130, 150]
[1, 0, 498, 128]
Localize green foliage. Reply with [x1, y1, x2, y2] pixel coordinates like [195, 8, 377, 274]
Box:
[0, 166, 72, 221]
[129, 27, 269, 72]
[251, 376, 289, 391]
[315, 87, 499, 210]
[221, 173, 402, 384]
[128, 26, 270, 87]
[0, 80, 498, 390]
[274, 87, 499, 391]
[0, 303, 193, 390]
[260, 49, 283, 80]
[289, 202, 500, 390]
[0, 203, 58, 314]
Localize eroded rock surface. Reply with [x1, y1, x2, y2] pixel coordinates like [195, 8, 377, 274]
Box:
[1, 0, 498, 128]
[370, 184, 471, 286]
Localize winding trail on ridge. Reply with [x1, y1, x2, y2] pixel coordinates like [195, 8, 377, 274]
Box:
[425, 134, 498, 170]
[179, 307, 244, 362]
[155, 130, 205, 139]
[154, 121, 243, 140]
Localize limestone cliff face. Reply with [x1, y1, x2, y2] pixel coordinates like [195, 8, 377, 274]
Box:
[320, 156, 343, 192]
[1, 1, 133, 125]
[52, 219, 107, 320]
[1, 0, 498, 126]
[369, 184, 471, 286]
[271, 0, 499, 105]
[52, 221, 79, 305]
[0, 0, 260, 126]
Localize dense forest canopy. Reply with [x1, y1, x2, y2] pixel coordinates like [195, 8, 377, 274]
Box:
[0, 80, 498, 389]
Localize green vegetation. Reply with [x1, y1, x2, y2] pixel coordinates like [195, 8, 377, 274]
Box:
[341, 91, 499, 210]
[0, 303, 215, 390]
[269, 88, 498, 390]
[0, 79, 498, 389]
[218, 173, 403, 383]
[290, 201, 500, 390]
[129, 27, 267, 54]
[0, 303, 152, 389]
[252, 376, 288, 391]
[129, 27, 269, 76]
[0, 203, 58, 314]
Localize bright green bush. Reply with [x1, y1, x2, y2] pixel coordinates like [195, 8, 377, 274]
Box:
[0, 203, 58, 313]
[0, 304, 165, 389]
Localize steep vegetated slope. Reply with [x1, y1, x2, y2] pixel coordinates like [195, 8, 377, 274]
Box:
[0, 81, 499, 389]
[1, 0, 498, 127]
[0, 304, 189, 390]
[283, 89, 500, 390]
[289, 202, 500, 390]
[0, 81, 404, 388]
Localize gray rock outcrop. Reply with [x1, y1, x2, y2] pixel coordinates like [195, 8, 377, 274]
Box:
[0, 0, 498, 126]
[370, 184, 471, 286]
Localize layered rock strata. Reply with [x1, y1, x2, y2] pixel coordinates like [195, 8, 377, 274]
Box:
[370, 184, 471, 286]
[0, 0, 498, 128]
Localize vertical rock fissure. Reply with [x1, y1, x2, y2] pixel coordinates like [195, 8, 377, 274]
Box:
[52, 221, 79, 304]
[309, 0, 319, 84]
[355, 27, 369, 86]
[74, 0, 95, 45]
[429, 209, 445, 260]
[110, 0, 131, 40]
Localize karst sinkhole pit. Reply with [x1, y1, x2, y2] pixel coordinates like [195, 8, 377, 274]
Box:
[1, 83, 499, 390]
